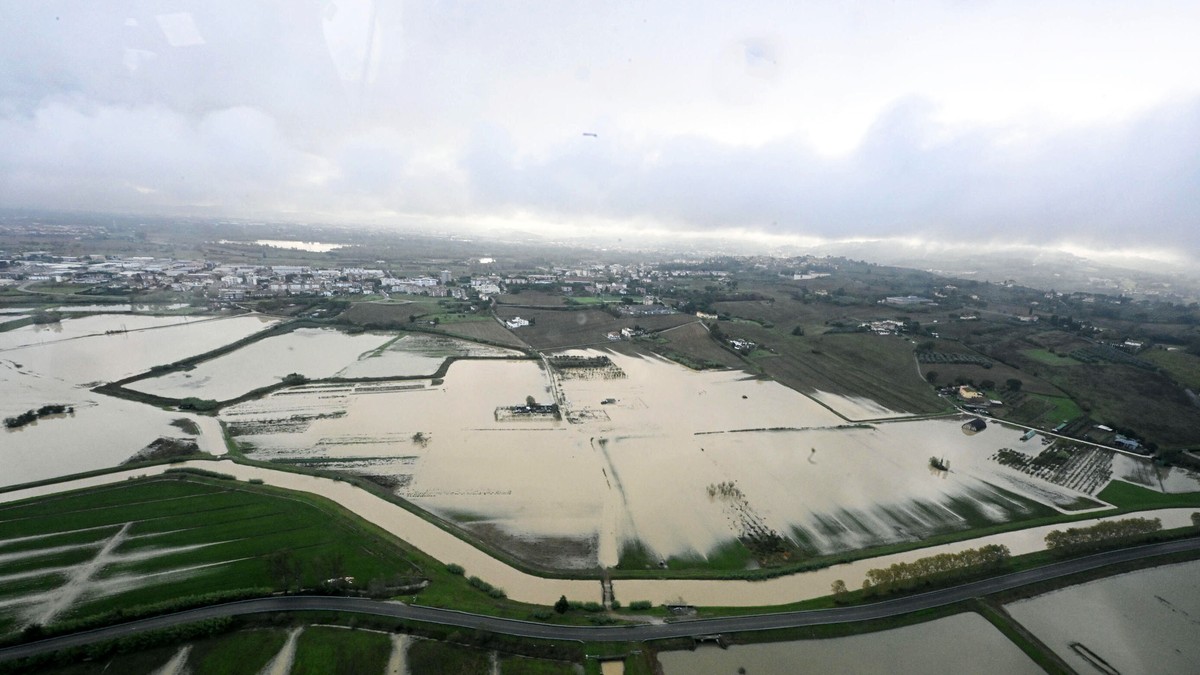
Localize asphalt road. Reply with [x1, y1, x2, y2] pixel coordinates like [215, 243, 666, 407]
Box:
[3, 537, 1198, 662]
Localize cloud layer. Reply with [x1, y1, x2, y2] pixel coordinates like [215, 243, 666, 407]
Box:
[1, 2, 1198, 259]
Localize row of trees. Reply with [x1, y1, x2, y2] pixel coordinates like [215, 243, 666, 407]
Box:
[1045, 517, 1162, 552]
[860, 544, 1011, 594]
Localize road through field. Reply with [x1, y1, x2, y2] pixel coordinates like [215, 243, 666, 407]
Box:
[2, 538, 1199, 663]
[2, 461, 1196, 608]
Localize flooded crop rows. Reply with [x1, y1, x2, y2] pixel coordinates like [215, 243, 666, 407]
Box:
[218, 347, 1159, 571]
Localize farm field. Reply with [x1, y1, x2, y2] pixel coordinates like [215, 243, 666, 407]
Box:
[340, 299, 443, 327]
[1006, 560, 1200, 675]
[1022, 348, 1084, 366]
[219, 349, 1137, 574]
[494, 306, 694, 350]
[634, 321, 745, 370]
[326, 333, 520, 379]
[1035, 362, 1198, 449]
[0, 477, 419, 636]
[725, 326, 948, 414]
[1144, 348, 1200, 390]
[432, 318, 530, 349]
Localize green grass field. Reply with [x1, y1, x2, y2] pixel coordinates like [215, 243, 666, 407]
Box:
[0, 477, 420, 633]
[1145, 348, 1200, 390]
[1004, 393, 1084, 427]
[1022, 349, 1083, 366]
[186, 628, 291, 675]
[291, 626, 392, 675]
[744, 329, 948, 414]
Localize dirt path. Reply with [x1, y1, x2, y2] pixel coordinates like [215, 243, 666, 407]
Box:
[150, 644, 192, 675]
[33, 522, 131, 625]
[258, 626, 302, 675]
[385, 634, 409, 675]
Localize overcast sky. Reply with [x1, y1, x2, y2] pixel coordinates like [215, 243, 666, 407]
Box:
[2, 1, 1198, 262]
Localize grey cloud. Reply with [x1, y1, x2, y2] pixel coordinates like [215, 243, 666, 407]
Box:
[1, 2, 1197, 261]
[459, 96, 1200, 256]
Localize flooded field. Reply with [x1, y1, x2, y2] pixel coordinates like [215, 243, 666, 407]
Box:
[658, 613, 1040, 674]
[1006, 560, 1200, 675]
[219, 349, 1135, 570]
[810, 390, 912, 420]
[1, 314, 274, 486]
[0, 313, 207, 351]
[1113, 453, 1200, 493]
[128, 328, 395, 400]
[336, 333, 521, 379]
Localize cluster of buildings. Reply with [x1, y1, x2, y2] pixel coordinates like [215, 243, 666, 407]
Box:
[0, 249, 731, 313]
[0, 252, 488, 303]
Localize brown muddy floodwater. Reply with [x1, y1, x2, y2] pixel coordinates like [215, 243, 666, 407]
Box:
[128, 328, 393, 401]
[1006, 559, 1200, 675]
[218, 349, 1159, 572]
[657, 612, 1040, 674]
[1, 314, 275, 486]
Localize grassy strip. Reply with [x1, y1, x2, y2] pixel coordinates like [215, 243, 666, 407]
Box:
[0, 456, 227, 497]
[0, 317, 34, 333]
[972, 599, 1071, 675]
[0, 617, 235, 675]
[1097, 479, 1200, 509]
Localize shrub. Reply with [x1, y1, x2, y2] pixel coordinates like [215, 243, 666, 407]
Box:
[179, 397, 219, 411]
[445, 563, 465, 576]
[629, 600, 653, 611]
